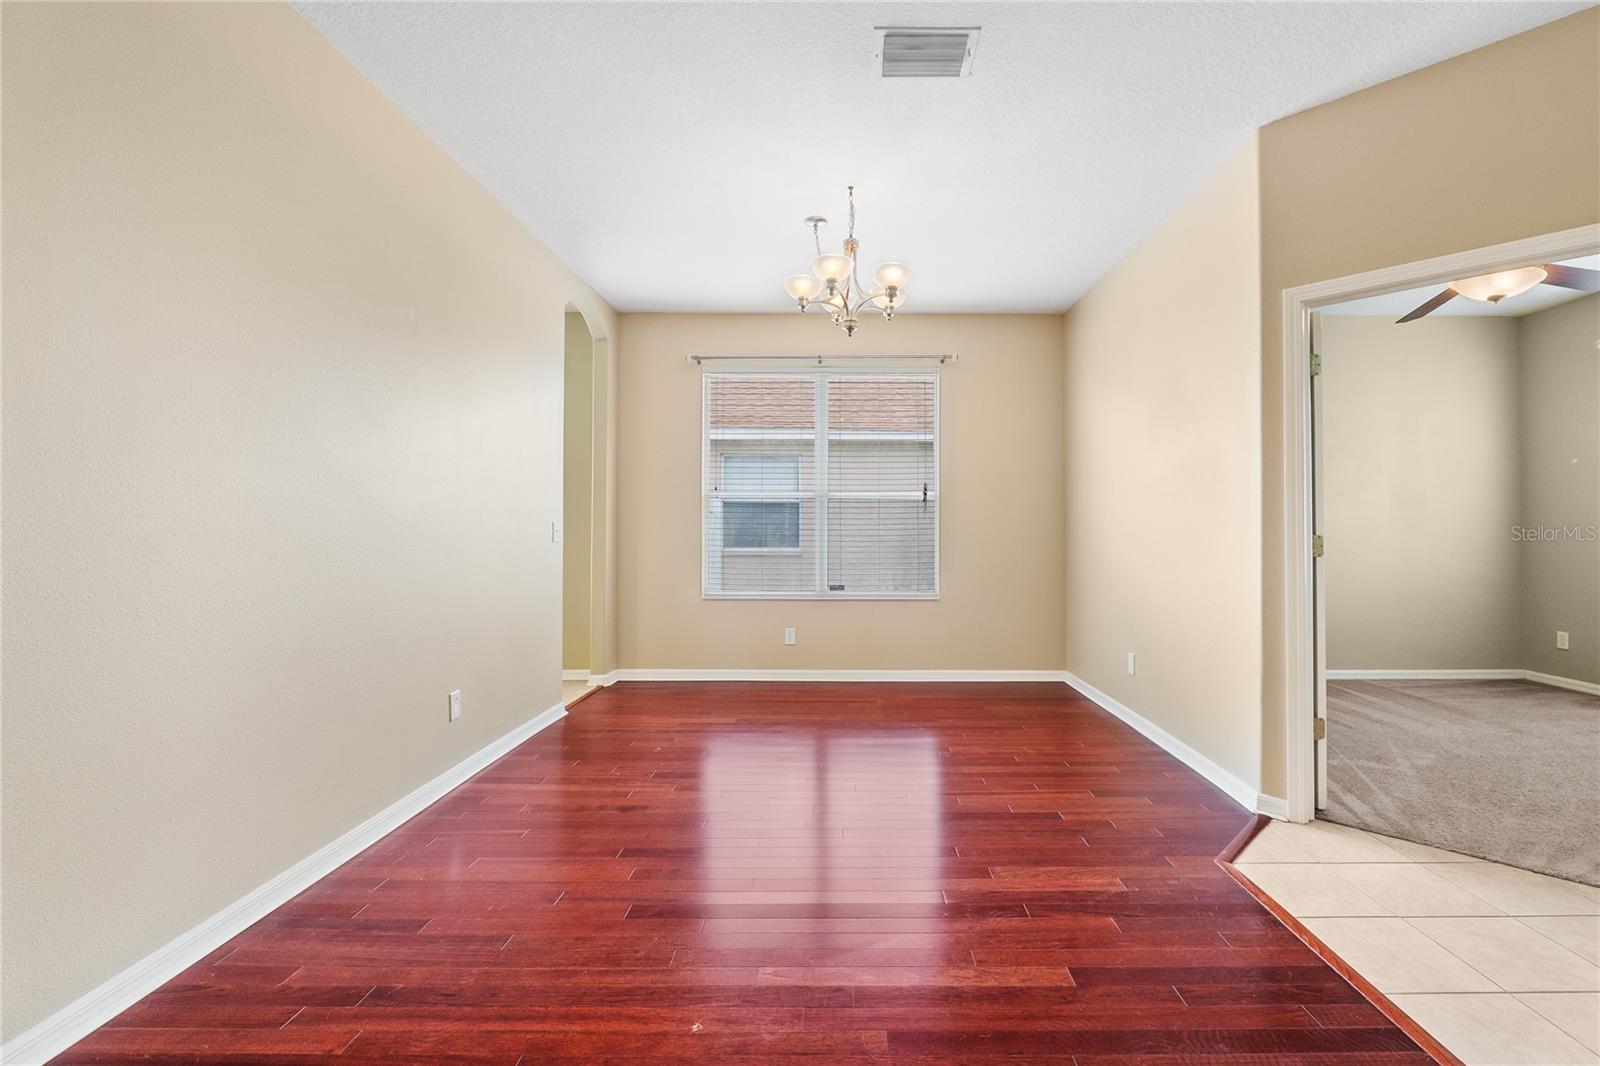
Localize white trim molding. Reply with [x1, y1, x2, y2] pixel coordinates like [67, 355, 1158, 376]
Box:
[1524, 671, 1600, 696]
[610, 668, 1070, 683]
[1329, 668, 1599, 696]
[1277, 223, 1600, 824]
[1256, 794, 1289, 820]
[604, 665, 1068, 681]
[1326, 668, 1524, 681]
[1, 703, 568, 1066]
[1062, 672, 1272, 817]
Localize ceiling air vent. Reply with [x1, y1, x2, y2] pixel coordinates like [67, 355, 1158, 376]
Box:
[877, 27, 980, 78]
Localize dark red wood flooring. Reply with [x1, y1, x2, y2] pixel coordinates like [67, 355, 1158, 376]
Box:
[57, 682, 1426, 1063]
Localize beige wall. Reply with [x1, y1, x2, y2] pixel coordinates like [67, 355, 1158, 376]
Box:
[1061, 137, 1263, 791]
[1, 2, 616, 1041]
[615, 314, 1065, 670]
[563, 312, 594, 672]
[1518, 294, 1600, 685]
[1257, 9, 1600, 795]
[1320, 316, 1523, 669]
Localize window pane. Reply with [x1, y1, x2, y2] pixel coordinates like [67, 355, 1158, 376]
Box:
[707, 498, 817, 594]
[724, 500, 800, 548]
[826, 498, 937, 594]
[827, 439, 934, 494]
[706, 376, 814, 434]
[722, 453, 800, 494]
[825, 375, 938, 595]
[704, 375, 819, 595]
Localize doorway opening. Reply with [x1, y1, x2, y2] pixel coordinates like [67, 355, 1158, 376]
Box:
[563, 309, 597, 707]
[1280, 226, 1599, 886]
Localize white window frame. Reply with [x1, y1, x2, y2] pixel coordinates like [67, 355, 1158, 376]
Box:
[701, 370, 941, 601]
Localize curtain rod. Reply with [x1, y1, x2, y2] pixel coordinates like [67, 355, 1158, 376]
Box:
[685, 353, 957, 365]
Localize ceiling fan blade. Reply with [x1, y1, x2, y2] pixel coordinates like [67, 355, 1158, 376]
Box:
[1396, 287, 1457, 323]
[1540, 263, 1600, 292]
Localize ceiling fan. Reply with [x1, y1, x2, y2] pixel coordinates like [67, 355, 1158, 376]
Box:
[1397, 263, 1600, 322]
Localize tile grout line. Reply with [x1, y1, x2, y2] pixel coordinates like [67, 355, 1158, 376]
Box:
[1403, 912, 1600, 993]
[1236, 819, 1600, 1062]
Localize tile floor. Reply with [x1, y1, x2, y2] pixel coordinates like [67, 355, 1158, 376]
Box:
[1235, 818, 1600, 1065]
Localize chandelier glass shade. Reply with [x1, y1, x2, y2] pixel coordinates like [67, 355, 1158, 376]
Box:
[782, 186, 910, 336]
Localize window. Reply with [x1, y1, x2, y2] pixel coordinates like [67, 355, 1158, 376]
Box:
[702, 372, 938, 598]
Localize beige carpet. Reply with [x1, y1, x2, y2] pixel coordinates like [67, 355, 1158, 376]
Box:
[1324, 678, 1600, 886]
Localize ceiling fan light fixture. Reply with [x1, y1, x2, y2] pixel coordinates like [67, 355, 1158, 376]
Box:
[1450, 266, 1548, 303]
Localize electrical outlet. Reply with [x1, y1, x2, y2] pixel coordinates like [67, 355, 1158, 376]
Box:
[448, 689, 462, 721]
[1127, 652, 1136, 676]
[1557, 630, 1570, 650]
[784, 627, 797, 646]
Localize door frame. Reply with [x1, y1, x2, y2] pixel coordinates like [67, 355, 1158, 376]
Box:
[1277, 223, 1599, 823]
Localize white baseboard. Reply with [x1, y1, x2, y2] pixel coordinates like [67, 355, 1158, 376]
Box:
[1524, 670, 1600, 696]
[561, 668, 588, 681]
[1328, 668, 1598, 695]
[0, 702, 568, 1066]
[610, 668, 1070, 683]
[1326, 668, 1523, 681]
[1062, 672, 1263, 816]
[587, 670, 618, 688]
[1255, 794, 1290, 820]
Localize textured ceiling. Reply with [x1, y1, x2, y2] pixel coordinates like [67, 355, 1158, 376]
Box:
[1324, 255, 1600, 318]
[294, 2, 1590, 313]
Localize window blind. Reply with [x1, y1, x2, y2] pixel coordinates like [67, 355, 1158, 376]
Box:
[702, 372, 938, 598]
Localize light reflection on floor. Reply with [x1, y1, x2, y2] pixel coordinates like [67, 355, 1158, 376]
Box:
[698, 731, 946, 954]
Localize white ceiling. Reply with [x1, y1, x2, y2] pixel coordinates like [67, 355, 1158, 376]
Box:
[1324, 254, 1600, 318]
[294, 2, 1590, 313]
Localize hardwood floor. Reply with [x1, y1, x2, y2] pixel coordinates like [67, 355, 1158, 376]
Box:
[56, 682, 1427, 1063]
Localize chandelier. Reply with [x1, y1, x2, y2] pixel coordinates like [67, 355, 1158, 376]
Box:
[782, 186, 911, 337]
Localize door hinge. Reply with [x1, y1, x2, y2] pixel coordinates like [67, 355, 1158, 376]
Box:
[1313, 717, 1326, 741]
[1312, 533, 1324, 559]
[1310, 351, 1322, 377]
